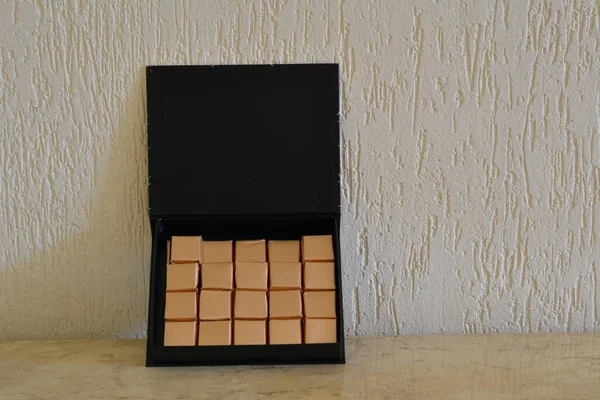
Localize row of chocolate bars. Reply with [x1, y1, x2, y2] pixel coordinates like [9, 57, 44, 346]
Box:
[163, 235, 337, 346]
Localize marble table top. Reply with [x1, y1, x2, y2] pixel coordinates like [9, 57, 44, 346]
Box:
[0, 333, 598, 399]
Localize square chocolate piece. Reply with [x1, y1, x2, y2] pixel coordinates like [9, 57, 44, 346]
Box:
[303, 291, 336, 319]
[166, 263, 199, 292]
[202, 240, 233, 263]
[235, 262, 268, 290]
[235, 239, 266, 262]
[269, 290, 302, 318]
[304, 319, 337, 344]
[199, 290, 232, 320]
[164, 321, 197, 346]
[234, 320, 266, 345]
[301, 235, 334, 262]
[164, 292, 197, 320]
[170, 236, 202, 263]
[268, 240, 300, 262]
[269, 262, 301, 290]
[269, 319, 302, 344]
[303, 262, 336, 290]
[198, 320, 231, 346]
[201, 263, 233, 290]
[234, 290, 267, 319]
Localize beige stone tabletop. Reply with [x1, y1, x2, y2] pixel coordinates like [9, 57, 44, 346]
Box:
[0, 333, 598, 399]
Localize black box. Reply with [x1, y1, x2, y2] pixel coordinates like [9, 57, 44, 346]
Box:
[145, 64, 344, 366]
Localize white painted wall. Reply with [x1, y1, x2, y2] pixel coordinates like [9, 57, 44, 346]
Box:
[1, 0, 599, 339]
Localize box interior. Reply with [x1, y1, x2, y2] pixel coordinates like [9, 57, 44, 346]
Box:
[147, 216, 345, 365]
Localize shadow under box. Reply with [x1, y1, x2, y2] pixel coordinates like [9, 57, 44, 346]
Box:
[146, 216, 345, 366]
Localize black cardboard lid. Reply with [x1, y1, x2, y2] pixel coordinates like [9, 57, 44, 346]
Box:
[147, 64, 340, 217]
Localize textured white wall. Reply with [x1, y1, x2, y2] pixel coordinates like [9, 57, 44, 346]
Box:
[1, 0, 599, 340]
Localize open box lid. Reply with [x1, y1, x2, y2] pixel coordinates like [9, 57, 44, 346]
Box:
[147, 64, 340, 218]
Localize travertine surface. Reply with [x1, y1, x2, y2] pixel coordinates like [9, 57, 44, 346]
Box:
[1, 1, 599, 339]
[0, 334, 598, 399]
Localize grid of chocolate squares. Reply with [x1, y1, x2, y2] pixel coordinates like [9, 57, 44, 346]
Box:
[163, 235, 337, 346]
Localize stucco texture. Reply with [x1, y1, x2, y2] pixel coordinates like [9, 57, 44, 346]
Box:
[1, 0, 599, 339]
